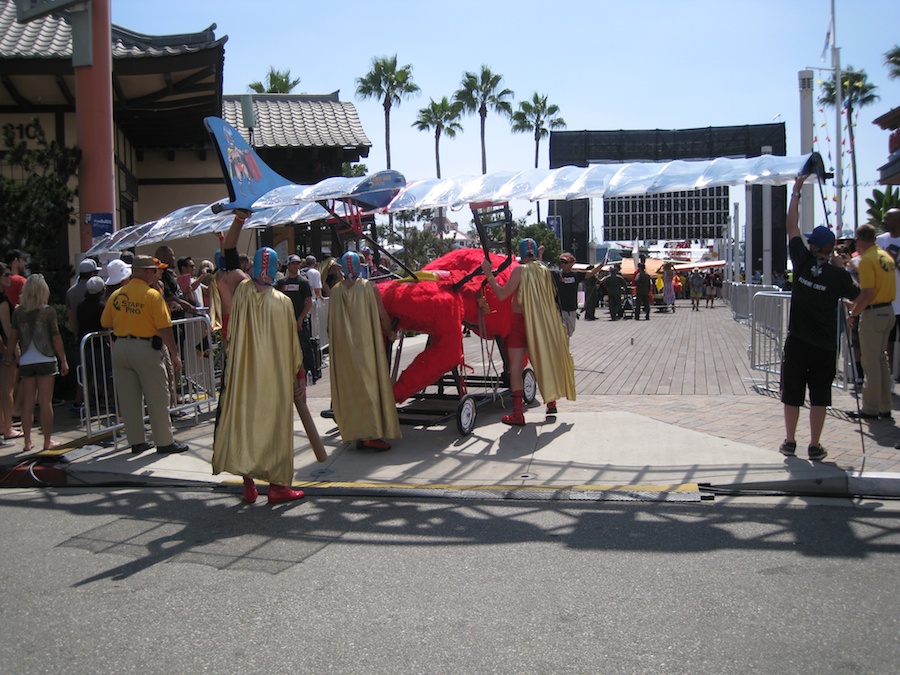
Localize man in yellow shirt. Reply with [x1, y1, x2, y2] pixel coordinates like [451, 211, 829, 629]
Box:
[101, 255, 188, 455]
[848, 224, 897, 420]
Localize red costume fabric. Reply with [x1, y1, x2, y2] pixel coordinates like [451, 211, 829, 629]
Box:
[379, 249, 516, 403]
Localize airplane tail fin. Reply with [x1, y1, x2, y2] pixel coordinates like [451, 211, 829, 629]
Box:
[204, 117, 293, 213]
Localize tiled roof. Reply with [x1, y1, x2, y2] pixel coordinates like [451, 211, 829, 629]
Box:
[223, 94, 371, 151]
[0, 0, 225, 59]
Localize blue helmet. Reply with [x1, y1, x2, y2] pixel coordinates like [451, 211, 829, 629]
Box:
[519, 238, 538, 259]
[340, 251, 362, 280]
[253, 246, 278, 282]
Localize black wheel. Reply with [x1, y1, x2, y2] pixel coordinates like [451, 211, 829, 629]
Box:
[456, 394, 478, 436]
[523, 368, 537, 404]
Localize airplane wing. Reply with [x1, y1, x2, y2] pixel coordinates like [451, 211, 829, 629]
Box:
[91, 116, 826, 253]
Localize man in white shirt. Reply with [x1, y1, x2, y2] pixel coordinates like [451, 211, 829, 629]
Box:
[304, 255, 323, 300]
[875, 208, 900, 379]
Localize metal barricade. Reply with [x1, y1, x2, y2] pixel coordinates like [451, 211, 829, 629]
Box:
[748, 292, 790, 392]
[748, 292, 852, 393]
[730, 283, 783, 322]
[77, 315, 219, 443]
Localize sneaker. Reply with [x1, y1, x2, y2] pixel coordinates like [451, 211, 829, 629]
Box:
[808, 445, 828, 461]
[779, 440, 796, 456]
[847, 410, 878, 420]
[157, 441, 189, 454]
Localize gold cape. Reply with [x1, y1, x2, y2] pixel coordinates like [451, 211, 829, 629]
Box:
[212, 280, 303, 485]
[518, 262, 577, 403]
[328, 280, 401, 442]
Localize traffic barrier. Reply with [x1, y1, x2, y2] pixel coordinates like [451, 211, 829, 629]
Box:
[748, 291, 852, 393]
[77, 315, 218, 445]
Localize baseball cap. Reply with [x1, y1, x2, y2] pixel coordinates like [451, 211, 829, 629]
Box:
[133, 255, 167, 270]
[85, 276, 105, 295]
[78, 258, 99, 274]
[560, 252, 575, 263]
[287, 254, 303, 264]
[804, 225, 836, 249]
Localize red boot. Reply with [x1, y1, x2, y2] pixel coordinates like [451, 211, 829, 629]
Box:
[546, 401, 558, 415]
[267, 484, 305, 504]
[242, 476, 258, 504]
[502, 390, 526, 426]
[356, 439, 391, 451]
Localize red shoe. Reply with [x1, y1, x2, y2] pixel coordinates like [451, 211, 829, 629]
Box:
[267, 484, 305, 504]
[546, 402, 558, 414]
[502, 413, 526, 426]
[242, 476, 257, 504]
[356, 439, 391, 451]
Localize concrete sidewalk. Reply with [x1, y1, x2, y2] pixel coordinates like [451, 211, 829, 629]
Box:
[2, 299, 899, 500]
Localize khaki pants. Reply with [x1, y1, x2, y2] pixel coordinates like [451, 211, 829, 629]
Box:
[858, 307, 894, 415]
[112, 337, 174, 447]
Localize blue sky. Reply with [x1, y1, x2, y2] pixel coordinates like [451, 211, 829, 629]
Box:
[112, 0, 900, 235]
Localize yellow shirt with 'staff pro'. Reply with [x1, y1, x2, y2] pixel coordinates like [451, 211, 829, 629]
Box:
[101, 278, 172, 337]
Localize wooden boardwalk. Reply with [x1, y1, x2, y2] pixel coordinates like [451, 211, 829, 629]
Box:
[303, 296, 900, 474]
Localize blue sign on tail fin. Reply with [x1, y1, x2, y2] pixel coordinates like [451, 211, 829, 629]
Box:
[204, 117, 293, 213]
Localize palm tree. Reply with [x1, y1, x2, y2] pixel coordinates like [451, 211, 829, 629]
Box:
[511, 92, 566, 169]
[511, 93, 566, 222]
[412, 97, 464, 179]
[355, 55, 420, 170]
[818, 66, 879, 230]
[248, 67, 300, 93]
[454, 65, 514, 174]
[885, 45, 900, 80]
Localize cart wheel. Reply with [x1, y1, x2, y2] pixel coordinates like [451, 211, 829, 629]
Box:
[456, 394, 478, 436]
[523, 368, 537, 404]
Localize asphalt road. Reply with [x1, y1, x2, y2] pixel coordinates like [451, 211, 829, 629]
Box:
[1, 489, 898, 674]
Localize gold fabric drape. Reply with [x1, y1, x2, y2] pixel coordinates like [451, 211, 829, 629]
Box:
[518, 262, 577, 403]
[328, 280, 401, 442]
[212, 280, 303, 485]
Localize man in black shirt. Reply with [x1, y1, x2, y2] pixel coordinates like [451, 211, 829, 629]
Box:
[274, 255, 316, 381]
[600, 265, 627, 320]
[633, 263, 652, 320]
[780, 174, 859, 462]
[552, 252, 598, 336]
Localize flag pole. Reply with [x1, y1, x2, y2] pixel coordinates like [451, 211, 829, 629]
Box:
[831, 0, 844, 235]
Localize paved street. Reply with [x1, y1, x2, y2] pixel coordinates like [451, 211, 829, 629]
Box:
[1, 488, 898, 673]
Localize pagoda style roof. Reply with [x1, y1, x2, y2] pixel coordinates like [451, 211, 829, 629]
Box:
[0, 0, 226, 148]
[223, 93, 371, 156]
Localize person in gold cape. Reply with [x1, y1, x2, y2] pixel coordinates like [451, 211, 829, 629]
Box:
[211, 210, 307, 505]
[481, 238, 576, 424]
[328, 251, 400, 451]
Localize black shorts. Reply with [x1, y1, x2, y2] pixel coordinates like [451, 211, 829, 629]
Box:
[780, 335, 836, 408]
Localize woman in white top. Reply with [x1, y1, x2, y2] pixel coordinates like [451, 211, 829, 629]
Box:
[5, 274, 69, 452]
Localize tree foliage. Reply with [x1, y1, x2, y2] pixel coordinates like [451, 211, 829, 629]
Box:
[454, 65, 514, 174]
[396, 227, 454, 271]
[818, 66, 879, 229]
[885, 45, 900, 80]
[412, 97, 464, 179]
[0, 118, 81, 302]
[356, 55, 420, 170]
[248, 67, 300, 93]
[866, 186, 900, 229]
[510, 92, 566, 169]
